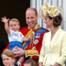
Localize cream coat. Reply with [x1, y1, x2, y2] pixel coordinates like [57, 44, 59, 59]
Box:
[39, 28, 66, 66]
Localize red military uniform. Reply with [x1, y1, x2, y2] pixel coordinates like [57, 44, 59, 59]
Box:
[20, 27, 48, 56]
[20, 26, 48, 66]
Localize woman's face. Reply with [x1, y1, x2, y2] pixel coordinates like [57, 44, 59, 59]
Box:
[2, 55, 15, 66]
[43, 17, 53, 29]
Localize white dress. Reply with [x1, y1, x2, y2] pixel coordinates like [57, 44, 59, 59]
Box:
[39, 28, 66, 66]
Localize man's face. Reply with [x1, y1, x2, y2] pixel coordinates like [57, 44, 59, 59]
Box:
[26, 9, 38, 29]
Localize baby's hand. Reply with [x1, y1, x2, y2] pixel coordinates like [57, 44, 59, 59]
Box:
[1, 16, 9, 23]
[12, 47, 25, 57]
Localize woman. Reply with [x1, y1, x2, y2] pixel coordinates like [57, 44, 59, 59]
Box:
[39, 4, 66, 66]
[1, 49, 16, 66]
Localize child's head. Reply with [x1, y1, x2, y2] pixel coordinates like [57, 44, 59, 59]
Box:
[9, 18, 20, 31]
[24, 59, 37, 66]
[1, 49, 16, 66]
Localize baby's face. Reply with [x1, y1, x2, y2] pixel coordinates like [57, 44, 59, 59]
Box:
[9, 21, 20, 31]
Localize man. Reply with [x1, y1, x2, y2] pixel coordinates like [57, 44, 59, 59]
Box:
[20, 8, 48, 64]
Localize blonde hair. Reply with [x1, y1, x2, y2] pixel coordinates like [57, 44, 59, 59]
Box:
[1, 49, 15, 58]
[10, 18, 20, 23]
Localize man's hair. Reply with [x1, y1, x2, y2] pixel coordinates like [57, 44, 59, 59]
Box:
[26, 8, 38, 16]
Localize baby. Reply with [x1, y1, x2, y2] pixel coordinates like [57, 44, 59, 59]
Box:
[2, 17, 24, 51]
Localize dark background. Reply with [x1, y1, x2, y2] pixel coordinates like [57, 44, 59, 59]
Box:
[0, 0, 30, 27]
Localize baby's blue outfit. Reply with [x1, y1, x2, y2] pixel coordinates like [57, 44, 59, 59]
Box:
[8, 30, 24, 50]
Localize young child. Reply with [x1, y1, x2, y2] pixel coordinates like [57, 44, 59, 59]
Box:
[1, 49, 16, 66]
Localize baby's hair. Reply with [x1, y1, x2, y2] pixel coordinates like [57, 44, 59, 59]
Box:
[9, 18, 20, 23]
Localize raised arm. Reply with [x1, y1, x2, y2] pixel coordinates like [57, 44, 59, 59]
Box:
[1, 17, 10, 34]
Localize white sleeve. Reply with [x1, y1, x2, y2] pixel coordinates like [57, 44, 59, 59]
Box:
[56, 32, 66, 65]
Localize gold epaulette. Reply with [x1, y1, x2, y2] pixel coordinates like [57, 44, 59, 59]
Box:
[25, 49, 39, 57]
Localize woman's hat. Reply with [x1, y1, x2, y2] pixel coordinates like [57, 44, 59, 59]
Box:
[41, 3, 62, 17]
